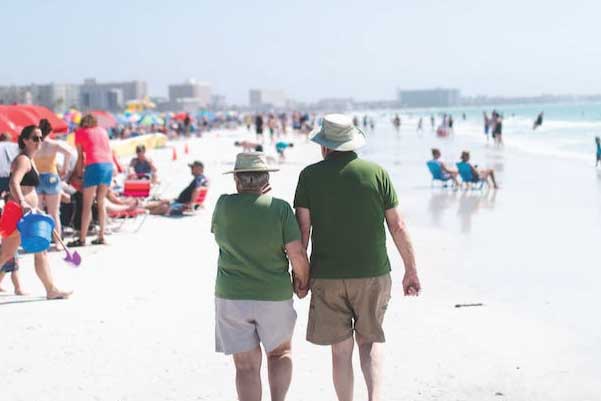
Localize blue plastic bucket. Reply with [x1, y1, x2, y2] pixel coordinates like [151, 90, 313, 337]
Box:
[17, 213, 55, 253]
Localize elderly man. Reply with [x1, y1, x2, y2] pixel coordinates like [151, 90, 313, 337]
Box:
[294, 114, 421, 401]
[212, 152, 310, 401]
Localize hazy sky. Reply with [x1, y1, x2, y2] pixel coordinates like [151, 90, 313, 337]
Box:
[2, 0, 601, 104]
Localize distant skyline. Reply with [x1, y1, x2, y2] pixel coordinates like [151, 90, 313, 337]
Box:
[3, 0, 601, 104]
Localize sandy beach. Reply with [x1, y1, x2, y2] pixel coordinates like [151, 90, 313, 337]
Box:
[1, 120, 600, 401]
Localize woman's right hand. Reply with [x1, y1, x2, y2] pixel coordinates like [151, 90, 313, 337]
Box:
[19, 200, 33, 214]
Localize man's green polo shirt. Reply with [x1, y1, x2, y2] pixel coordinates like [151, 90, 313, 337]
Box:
[293, 151, 399, 279]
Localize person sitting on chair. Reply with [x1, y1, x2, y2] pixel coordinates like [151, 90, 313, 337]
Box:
[145, 160, 208, 215]
[430, 148, 459, 186]
[128, 145, 158, 184]
[459, 151, 499, 189]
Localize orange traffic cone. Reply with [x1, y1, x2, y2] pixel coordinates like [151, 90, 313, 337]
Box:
[172, 147, 178, 161]
[184, 143, 189, 155]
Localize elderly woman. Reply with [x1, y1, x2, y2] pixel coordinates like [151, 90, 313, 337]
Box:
[211, 152, 310, 401]
[0, 125, 71, 299]
[68, 114, 113, 246]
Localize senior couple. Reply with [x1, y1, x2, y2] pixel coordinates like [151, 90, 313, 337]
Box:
[211, 114, 421, 401]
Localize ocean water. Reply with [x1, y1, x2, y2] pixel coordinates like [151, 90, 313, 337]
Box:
[362, 101, 601, 163]
[353, 106, 601, 342]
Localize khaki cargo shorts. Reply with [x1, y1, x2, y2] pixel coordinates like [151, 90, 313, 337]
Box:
[307, 274, 392, 345]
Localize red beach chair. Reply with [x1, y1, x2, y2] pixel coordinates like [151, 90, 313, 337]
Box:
[122, 180, 152, 198]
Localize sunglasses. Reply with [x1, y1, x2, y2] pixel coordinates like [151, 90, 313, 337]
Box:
[30, 135, 43, 143]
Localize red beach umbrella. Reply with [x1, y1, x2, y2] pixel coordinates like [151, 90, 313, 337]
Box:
[0, 113, 19, 141]
[89, 110, 118, 129]
[173, 112, 194, 122]
[0, 105, 38, 133]
[19, 104, 69, 133]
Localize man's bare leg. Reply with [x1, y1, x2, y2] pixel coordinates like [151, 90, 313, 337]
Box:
[233, 346, 262, 401]
[332, 336, 355, 401]
[267, 340, 292, 401]
[356, 334, 383, 401]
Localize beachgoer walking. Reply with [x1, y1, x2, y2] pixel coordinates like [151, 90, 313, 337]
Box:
[0, 125, 71, 299]
[458, 151, 499, 189]
[35, 119, 73, 241]
[0, 132, 19, 198]
[595, 137, 601, 167]
[294, 114, 420, 401]
[255, 114, 264, 143]
[392, 114, 401, 131]
[417, 117, 423, 132]
[430, 115, 435, 129]
[483, 112, 490, 142]
[533, 112, 544, 130]
[212, 152, 310, 401]
[492, 113, 503, 146]
[68, 114, 113, 247]
[430, 148, 459, 186]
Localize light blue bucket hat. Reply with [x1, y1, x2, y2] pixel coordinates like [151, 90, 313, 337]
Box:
[309, 114, 367, 151]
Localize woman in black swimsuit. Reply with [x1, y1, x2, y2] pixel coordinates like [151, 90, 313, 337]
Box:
[0, 125, 71, 299]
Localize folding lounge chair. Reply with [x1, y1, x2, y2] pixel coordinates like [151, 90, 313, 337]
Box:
[108, 207, 149, 233]
[456, 162, 485, 190]
[426, 160, 455, 188]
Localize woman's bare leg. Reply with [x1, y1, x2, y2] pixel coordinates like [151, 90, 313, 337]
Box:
[79, 186, 97, 243]
[233, 346, 263, 401]
[45, 194, 62, 243]
[95, 185, 110, 242]
[33, 252, 71, 299]
[12, 270, 27, 296]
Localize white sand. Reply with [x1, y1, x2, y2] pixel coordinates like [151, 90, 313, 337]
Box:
[1, 127, 598, 400]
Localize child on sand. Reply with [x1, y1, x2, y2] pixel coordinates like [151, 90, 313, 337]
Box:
[0, 254, 25, 295]
[275, 141, 294, 162]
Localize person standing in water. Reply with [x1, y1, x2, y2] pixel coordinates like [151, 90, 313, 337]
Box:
[595, 137, 601, 167]
[483, 112, 491, 142]
[533, 112, 544, 130]
[392, 114, 401, 131]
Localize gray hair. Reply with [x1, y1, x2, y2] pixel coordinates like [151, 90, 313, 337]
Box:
[235, 172, 269, 192]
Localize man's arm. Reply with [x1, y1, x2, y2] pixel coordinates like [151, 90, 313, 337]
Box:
[284, 240, 310, 298]
[295, 207, 311, 250]
[384, 207, 421, 296]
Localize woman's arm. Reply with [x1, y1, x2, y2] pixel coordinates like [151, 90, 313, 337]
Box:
[53, 140, 73, 177]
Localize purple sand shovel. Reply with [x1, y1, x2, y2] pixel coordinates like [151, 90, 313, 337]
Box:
[53, 231, 82, 267]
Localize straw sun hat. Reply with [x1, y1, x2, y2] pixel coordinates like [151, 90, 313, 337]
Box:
[309, 114, 367, 151]
[224, 152, 279, 174]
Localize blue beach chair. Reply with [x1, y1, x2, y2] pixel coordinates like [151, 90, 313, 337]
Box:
[456, 162, 485, 190]
[426, 160, 455, 188]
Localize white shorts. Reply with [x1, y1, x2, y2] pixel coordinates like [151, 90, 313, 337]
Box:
[215, 297, 297, 355]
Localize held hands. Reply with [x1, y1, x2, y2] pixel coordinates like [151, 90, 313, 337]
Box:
[403, 270, 421, 296]
[293, 274, 309, 299]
